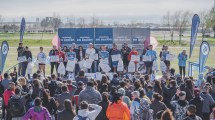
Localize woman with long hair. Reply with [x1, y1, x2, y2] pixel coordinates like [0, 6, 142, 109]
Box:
[57, 99, 76, 120]
[154, 80, 162, 95]
[106, 93, 130, 120]
[42, 89, 57, 120]
[150, 93, 167, 119]
[23, 98, 51, 120]
[161, 109, 174, 120]
[96, 92, 110, 120]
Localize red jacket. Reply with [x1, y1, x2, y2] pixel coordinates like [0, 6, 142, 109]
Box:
[56, 51, 65, 61]
[3, 89, 15, 106]
[128, 51, 139, 64]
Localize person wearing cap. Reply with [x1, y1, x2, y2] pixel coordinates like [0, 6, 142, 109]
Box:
[200, 85, 215, 120]
[183, 105, 202, 120]
[178, 49, 187, 78]
[118, 88, 131, 108]
[17, 43, 24, 76]
[145, 44, 157, 74]
[189, 88, 203, 118]
[171, 91, 189, 120]
[21, 46, 32, 77]
[121, 42, 131, 72]
[49, 45, 59, 75]
[106, 92, 130, 120]
[130, 91, 140, 120]
[85, 43, 96, 73]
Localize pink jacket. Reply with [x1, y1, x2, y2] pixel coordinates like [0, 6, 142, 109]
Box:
[23, 107, 51, 120]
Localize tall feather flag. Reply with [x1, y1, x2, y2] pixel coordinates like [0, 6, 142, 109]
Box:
[189, 14, 200, 58]
[20, 17, 26, 43]
[199, 41, 210, 74]
[52, 35, 61, 49]
[0, 41, 9, 73]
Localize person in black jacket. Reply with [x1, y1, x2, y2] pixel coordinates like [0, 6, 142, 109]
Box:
[189, 88, 203, 118]
[183, 105, 202, 120]
[121, 42, 131, 72]
[96, 92, 109, 120]
[162, 80, 177, 108]
[49, 45, 58, 75]
[17, 43, 24, 76]
[42, 89, 57, 119]
[21, 46, 32, 77]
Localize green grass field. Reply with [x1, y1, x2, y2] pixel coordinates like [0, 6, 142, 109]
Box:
[3, 47, 215, 78]
[0, 33, 214, 78]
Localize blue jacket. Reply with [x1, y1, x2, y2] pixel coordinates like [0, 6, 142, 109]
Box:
[66, 52, 76, 61]
[178, 53, 187, 67]
[99, 51, 109, 59]
[145, 50, 157, 61]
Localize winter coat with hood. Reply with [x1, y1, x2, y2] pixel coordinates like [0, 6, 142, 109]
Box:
[73, 104, 102, 120]
[189, 96, 204, 118]
[183, 115, 202, 120]
[150, 100, 167, 119]
[106, 100, 130, 120]
[23, 107, 51, 120]
[78, 86, 102, 105]
[200, 92, 215, 113]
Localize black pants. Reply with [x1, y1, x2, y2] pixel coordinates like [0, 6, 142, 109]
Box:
[18, 63, 22, 76]
[179, 66, 185, 77]
[64, 62, 68, 77]
[145, 61, 153, 74]
[50, 62, 58, 75]
[21, 62, 28, 77]
[202, 113, 210, 120]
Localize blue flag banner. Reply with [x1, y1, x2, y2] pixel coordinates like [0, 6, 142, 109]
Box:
[0, 41, 9, 72]
[199, 41, 210, 74]
[20, 17, 26, 43]
[189, 14, 200, 58]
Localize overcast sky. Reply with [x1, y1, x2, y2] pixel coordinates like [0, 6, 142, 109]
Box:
[0, 0, 213, 24]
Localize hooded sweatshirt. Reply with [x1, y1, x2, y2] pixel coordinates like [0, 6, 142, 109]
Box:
[200, 92, 215, 113]
[73, 104, 102, 120]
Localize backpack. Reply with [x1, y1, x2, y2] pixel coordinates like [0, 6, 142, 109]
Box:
[10, 97, 25, 117]
[48, 81, 57, 97]
[77, 115, 90, 120]
[171, 101, 187, 120]
[135, 98, 153, 120]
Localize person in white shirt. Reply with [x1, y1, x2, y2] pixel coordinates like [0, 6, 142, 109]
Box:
[85, 43, 96, 73]
[37, 47, 46, 76]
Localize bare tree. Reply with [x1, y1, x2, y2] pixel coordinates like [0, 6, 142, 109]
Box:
[51, 13, 62, 32]
[163, 11, 191, 44]
[77, 17, 86, 28]
[206, 8, 215, 38]
[0, 15, 3, 27]
[199, 10, 209, 38]
[89, 16, 99, 27]
[163, 11, 174, 42]
[174, 11, 191, 44]
[66, 16, 76, 27]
